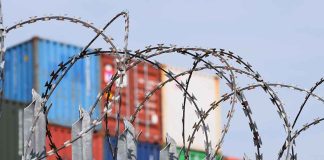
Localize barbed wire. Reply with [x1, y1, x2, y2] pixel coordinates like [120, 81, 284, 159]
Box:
[25, 48, 324, 160]
[1, 4, 323, 160]
[8, 12, 129, 159]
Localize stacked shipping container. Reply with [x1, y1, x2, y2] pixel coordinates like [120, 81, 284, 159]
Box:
[161, 65, 221, 152]
[4, 37, 100, 126]
[0, 100, 24, 160]
[46, 124, 104, 160]
[0, 100, 105, 160]
[2, 37, 224, 159]
[2, 37, 103, 159]
[0, 101, 105, 160]
[100, 55, 162, 143]
[3, 37, 164, 159]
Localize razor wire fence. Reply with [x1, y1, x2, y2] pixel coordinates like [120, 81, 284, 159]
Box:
[0, 1, 323, 160]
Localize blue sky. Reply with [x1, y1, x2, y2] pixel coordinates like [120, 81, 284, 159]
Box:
[3, 0, 324, 159]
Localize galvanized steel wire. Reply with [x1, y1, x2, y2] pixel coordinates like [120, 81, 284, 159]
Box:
[1, 8, 324, 160]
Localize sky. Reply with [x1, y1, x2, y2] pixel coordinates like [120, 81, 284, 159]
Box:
[3, 0, 324, 159]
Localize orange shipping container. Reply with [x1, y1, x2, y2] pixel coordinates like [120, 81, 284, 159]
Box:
[100, 55, 162, 144]
[46, 124, 103, 160]
[223, 157, 241, 160]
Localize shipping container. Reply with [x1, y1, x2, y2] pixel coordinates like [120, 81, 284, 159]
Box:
[223, 157, 241, 160]
[161, 65, 221, 151]
[0, 100, 103, 160]
[100, 55, 162, 143]
[0, 100, 25, 160]
[4, 37, 100, 126]
[176, 148, 222, 160]
[46, 124, 104, 160]
[103, 137, 160, 160]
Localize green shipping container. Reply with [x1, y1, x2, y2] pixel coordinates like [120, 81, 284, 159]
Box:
[177, 148, 222, 160]
[0, 100, 25, 160]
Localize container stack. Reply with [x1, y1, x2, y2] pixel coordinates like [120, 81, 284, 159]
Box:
[160, 65, 222, 159]
[1, 37, 102, 159]
[100, 55, 162, 144]
[45, 124, 104, 160]
[3, 37, 100, 126]
[0, 100, 24, 160]
[100, 54, 162, 159]
[0, 37, 224, 160]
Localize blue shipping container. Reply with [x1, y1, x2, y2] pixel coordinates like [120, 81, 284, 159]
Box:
[4, 37, 100, 126]
[104, 137, 160, 160]
[4, 40, 33, 102]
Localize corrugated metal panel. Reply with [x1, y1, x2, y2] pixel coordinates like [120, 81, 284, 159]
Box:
[103, 137, 160, 160]
[4, 37, 100, 126]
[176, 148, 222, 160]
[161, 65, 221, 151]
[0, 100, 25, 160]
[4, 40, 33, 103]
[100, 55, 162, 143]
[36, 38, 100, 126]
[46, 124, 104, 160]
[137, 142, 160, 160]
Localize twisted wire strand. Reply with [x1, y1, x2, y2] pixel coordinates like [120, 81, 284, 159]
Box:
[35, 49, 211, 159]
[178, 53, 205, 159]
[38, 48, 292, 159]
[124, 47, 262, 159]
[278, 78, 324, 159]
[18, 12, 129, 159]
[38, 49, 324, 159]
[6, 15, 116, 49]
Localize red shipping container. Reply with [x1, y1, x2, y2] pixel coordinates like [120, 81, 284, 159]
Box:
[100, 55, 162, 144]
[46, 124, 104, 160]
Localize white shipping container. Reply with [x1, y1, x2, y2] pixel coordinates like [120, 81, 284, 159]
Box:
[161, 65, 221, 151]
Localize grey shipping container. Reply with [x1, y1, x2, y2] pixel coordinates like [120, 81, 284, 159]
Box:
[4, 37, 100, 126]
[0, 100, 25, 160]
